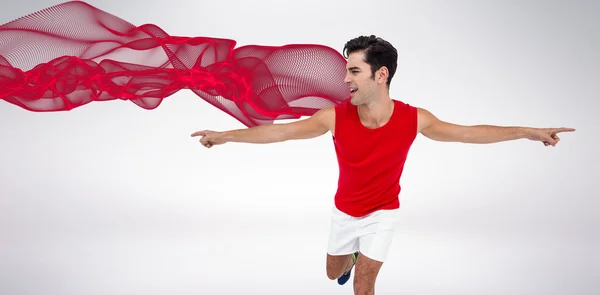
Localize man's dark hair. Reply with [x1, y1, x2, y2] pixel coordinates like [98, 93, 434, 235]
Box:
[343, 35, 398, 87]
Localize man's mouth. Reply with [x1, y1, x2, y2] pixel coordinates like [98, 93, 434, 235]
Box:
[350, 87, 358, 94]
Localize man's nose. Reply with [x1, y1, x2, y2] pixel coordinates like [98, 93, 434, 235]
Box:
[343, 73, 352, 84]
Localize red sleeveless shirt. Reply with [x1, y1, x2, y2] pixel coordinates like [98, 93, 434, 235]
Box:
[333, 99, 418, 217]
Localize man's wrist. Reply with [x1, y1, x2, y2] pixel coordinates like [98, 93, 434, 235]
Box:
[220, 131, 232, 143]
[519, 127, 535, 140]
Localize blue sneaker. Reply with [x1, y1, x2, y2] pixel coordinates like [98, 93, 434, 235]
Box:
[337, 251, 358, 285]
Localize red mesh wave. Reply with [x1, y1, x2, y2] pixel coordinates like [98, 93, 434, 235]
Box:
[0, 1, 350, 126]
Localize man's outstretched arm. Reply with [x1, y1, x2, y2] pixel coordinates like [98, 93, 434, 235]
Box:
[417, 108, 575, 146]
[190, 106, 335, 148]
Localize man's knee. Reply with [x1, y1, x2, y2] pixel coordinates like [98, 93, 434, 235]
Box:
[326, 264, 343, 280]
[326, 253, 352, 280]
[354, 274, 376, 291]
[353, 274, 377, 295]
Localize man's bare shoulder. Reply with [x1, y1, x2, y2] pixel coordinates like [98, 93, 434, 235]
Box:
[415, 107, 438, 133]
[314, 105, 335, 117]
[311, 105, 336, 132]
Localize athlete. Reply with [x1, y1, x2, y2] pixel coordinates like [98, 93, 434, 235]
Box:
[190, 35, 575, 295]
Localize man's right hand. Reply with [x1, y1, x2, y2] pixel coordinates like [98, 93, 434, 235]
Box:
[190, 130, 226, 148]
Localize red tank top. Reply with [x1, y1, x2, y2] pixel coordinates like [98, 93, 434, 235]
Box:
[333, 99, 418, 217]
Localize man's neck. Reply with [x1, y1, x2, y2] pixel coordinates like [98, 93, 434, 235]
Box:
[357, 97, 394, 128]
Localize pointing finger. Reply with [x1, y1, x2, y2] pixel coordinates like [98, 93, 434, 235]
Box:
[554, 127, 576, 133]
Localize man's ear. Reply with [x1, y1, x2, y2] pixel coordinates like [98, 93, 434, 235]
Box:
[377, 66, 389, 85]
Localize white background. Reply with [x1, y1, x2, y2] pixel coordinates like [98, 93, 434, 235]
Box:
[1, 0, 598, 294]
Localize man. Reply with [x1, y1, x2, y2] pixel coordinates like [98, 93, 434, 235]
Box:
[190, 35, 575, 295]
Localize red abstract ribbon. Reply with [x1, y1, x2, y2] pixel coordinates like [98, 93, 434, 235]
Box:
[0, 1, 350, 126]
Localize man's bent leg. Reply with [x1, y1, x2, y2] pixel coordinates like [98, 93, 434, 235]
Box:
[326, 206, 359, 281]
[353, 253, 383, 295]
[326, 253, 355, 280]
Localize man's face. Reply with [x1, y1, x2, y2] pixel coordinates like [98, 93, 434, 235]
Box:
[344, 51, 384, 105]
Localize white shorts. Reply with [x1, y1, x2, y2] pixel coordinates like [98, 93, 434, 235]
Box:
[326, 205, 401, 262]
